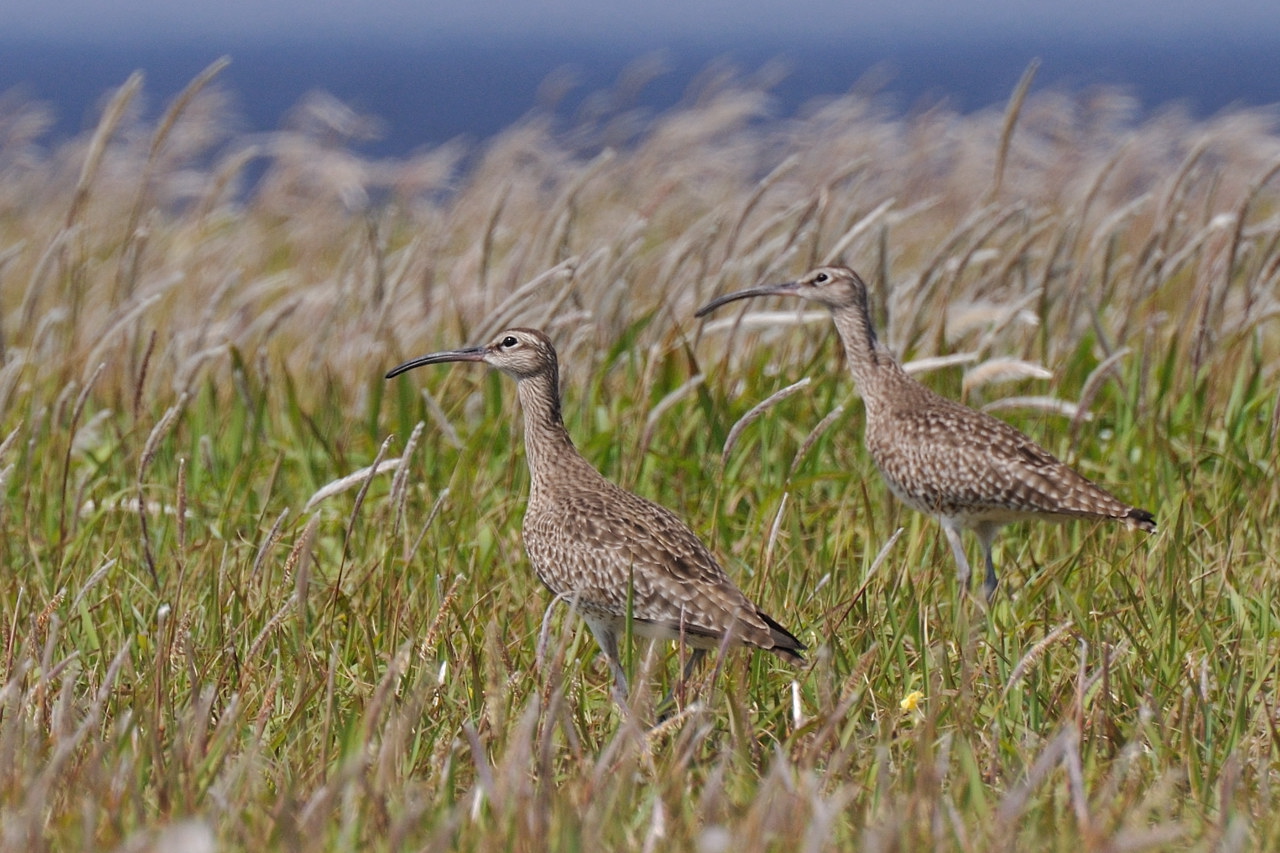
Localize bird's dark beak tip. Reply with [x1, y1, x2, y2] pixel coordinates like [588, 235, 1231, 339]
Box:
[384, 347, 486, 379]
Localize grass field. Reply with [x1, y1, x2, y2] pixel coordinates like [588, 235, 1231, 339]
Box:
[2, 62, 1280, 850]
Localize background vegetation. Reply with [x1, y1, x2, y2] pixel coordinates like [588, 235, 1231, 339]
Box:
[2, 60, 1279, 850]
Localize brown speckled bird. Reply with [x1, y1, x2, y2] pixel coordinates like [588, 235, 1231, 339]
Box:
[386, 328, 804, 703]
[697, 266, 1155, 598]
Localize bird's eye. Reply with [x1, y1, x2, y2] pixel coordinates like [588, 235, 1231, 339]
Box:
[501, 335, 519, 348]
[814, 272, 829, 284]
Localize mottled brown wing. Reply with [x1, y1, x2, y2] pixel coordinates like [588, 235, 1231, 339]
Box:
[521, 483, 781, 645]
[868, 396, 1139, 521]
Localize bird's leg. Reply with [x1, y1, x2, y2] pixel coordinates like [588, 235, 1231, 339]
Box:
[974, 522, 1001, 600]
[607, 663, 630, 706]
[657, 647, 707, 721]
[535, 591, 575, 669]
[680, 647, 707, 686]
[941, 519, 973, 590]
[657, 608, 708, 722]
[583, 616, 629, 704]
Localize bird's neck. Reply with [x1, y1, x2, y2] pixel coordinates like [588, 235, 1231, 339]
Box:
[831, 297, 911, 405]
[515, 370, 593, 490]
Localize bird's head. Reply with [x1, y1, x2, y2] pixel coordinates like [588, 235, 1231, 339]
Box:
[385, 327, 558, 382]
[696, 265, 868, 315]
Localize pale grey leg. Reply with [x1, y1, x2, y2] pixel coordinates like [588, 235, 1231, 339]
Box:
[657, 647, 706, 722]
[680, 647, 707, 685]
[941, 519, 972, 590]
[536, 592, 575, 668]
[583, 616, 629, 703]
[974, 521, 1002, 600]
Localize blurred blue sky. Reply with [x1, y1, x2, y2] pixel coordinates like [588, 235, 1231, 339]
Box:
[7, 0, 1277, 42]
[3, 1, 1278, 155]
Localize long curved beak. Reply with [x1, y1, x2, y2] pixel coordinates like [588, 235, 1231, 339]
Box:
[385, 346, 487, 379]
[694, 281, 801, 318]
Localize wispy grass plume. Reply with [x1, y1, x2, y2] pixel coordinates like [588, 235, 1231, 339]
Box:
[0, 62, 1278, 850]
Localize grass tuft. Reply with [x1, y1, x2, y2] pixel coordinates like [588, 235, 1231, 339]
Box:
[1, 64, 1279, 848]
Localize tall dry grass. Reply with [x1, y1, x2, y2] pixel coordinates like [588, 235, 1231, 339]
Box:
[1, 59, 1279, 849]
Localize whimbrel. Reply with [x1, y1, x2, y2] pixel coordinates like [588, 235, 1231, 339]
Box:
[697, 266, 1155, 598]
[386, 328, 804, 705]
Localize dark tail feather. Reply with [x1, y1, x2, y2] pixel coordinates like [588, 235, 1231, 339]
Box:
[1126, 507, 1157, 533]
[759, 610, 806, 662]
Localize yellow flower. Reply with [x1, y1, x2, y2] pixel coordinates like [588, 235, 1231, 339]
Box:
[899, 690, 924, 713]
